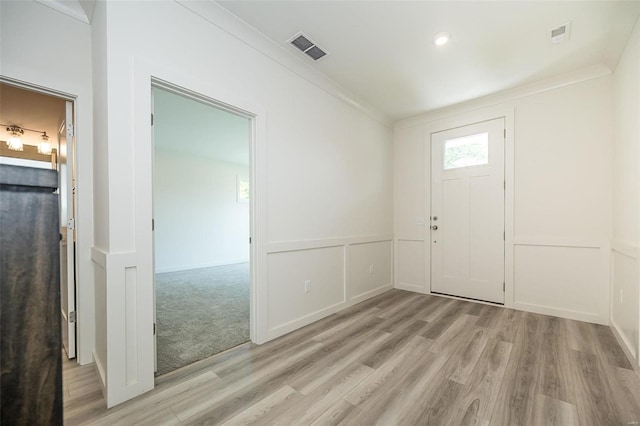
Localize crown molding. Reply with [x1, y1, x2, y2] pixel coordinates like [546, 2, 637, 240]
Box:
[33, 0, 91, 24]
[396, 63, 613, 130]
[175, 0, 392, 128]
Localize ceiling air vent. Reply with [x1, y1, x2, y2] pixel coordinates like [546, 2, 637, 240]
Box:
[289, 32, 328, 61]
[549, 22, 571, 44]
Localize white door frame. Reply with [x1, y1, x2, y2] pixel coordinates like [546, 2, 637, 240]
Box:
[423, 106, 515, 307]
[149, 79, 256, 370]
[129, 58, 267, 403]
[0, 76, 81, 359]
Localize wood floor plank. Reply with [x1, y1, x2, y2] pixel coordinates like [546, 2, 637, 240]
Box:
[169, 340, 324, 422]
[359, 319, 430, 369]
[419, 297, 455, 322]
[450, 338, 513, 426]
[422, 302, 473, 339]
[398, 377, 465, 425]
[447, 326, 492, 385]
[310, 400, 359, 426]
[220, 385, 300, 426]
[372, 289, 415, 310]
[288, 329, 390, 395]
[376, 296, 433, 333]
[95, 371, 221, 425]
[311, 307, 382, 343]
[565, 319, 598, 354]
[531, 394, 579, 426]
[345, 351, 448, 425]
[569, 349, 624, 426]
[601, 363, 640, 425]
[344, 335, 431, 406]
[475, 304, 503, 329]
[490, 312, 541, 425]
[271, 363, 373, 425]
[428, 314, 479, 355]
[592, 323, 634, 369]
[376, 293, 423, 319]
[537, 317, 576, 404]
[493, 308, 523, 343]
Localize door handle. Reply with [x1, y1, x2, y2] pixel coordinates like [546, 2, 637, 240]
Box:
[432, 225, 438, 230]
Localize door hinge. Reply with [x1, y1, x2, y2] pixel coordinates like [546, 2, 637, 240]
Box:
[503, 129, 506, 138]
[152, 219, 155, 231]
[69, 311, 77, 323]
[153, 323, 156, 335]
[249, 237, 252, 244]
[503, 282, 505, 292]
[68, 217, 75, 230]
[151, 113, 154, 126]
[67, 123, 75, 136]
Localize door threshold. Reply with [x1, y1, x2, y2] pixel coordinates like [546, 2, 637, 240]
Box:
[431, 291, 504, 306]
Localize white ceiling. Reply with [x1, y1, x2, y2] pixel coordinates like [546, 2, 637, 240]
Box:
[0, 83, 66, 147]
[218, 1, 640, 120]
[153, 88, 250, 166]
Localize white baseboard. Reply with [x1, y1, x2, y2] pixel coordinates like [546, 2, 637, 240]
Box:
[395, 283, 427, 294]
[610, 318, 640, 381]
[610, 317, 637, 360]
[155, 259, 248, 274]
[93, 351, 107, 402]
[265, 284, 393, 341]
[349, 283, 394, 303]
[512, 301, 607, 325]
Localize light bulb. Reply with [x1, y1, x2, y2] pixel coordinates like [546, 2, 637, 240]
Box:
[6, 126, 24, 151]
[38, 133, 52, 155]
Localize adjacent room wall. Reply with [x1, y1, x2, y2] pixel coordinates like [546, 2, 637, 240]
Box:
[611, 18, 640, 364]
[94, 0, 393, 406]
[0, 0, 95, 366]
[394, 71, 613, 325]
[153, 149, 250, 273]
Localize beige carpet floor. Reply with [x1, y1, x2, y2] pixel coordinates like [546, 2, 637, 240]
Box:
[155, 262, 250, 376]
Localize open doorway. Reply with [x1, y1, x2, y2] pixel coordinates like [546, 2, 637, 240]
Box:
[152, 85, 252, 376]
[0, 82, 78, 359]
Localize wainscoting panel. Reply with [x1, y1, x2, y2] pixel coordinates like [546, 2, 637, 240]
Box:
[267, 245, 346, 334]
[396, 239, 425, 292]
[92, 260, 107, 392]
[91, 248, 154, 407]
[348, 240, 393, 300]
[514, 244, 606, 323]
[611, 243, 639, 361]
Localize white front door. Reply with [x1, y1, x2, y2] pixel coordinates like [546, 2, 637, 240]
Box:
[430, 118, 505, 304]
[60, 100, 77, 358]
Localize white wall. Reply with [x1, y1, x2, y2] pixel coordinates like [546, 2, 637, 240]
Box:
[154, 149, 249, 273]
[0, 0, 95, 365]
[93, 1, 392, 406]
[611, 19, 640, 365]
[394, 71, 613, 325]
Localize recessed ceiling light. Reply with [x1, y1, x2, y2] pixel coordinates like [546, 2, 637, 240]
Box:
[433, 32, 450, 46]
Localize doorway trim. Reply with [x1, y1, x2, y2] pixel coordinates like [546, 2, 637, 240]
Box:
[423, 106, 515, 308]
[0, 75, 82, 359]
[149, 78, 257, 372]
[128, 57, 267, 404]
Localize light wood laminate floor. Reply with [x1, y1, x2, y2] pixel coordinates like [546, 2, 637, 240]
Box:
[64, 290, 640, 425]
